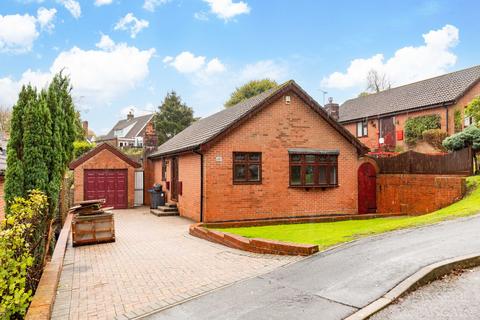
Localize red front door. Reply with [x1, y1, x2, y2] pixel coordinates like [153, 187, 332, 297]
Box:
[170, 157, 179, 202]
[358, 163, 377, 214]
[380, 117, 396, 150]
[84, 169, 128, 209]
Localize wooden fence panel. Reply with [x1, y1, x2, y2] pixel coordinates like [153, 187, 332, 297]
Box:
[371, 147, 472, 175]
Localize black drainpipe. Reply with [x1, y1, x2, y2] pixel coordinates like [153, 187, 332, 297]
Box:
[444, 103, 449, 133]
[193, 149, 204, 222]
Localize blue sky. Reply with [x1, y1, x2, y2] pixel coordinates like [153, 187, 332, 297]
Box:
[1, 0, 479, 135]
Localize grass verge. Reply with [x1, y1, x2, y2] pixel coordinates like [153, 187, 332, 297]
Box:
[215, 176, 480, 249]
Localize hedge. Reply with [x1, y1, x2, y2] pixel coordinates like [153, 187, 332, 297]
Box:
[404, 114, 441, 145]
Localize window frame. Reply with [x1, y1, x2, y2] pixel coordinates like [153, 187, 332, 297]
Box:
[288, 153, 339, 188]
[356, 120, 368, 137]
[232, 152, 262, 184]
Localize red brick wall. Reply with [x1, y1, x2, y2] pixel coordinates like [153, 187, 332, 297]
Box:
[376, 174, 466, 214]
[152, 154, 202, 221]
[202, 91, 361, 222]
[343, 80, 480, 151]
[73, 149, 136, 208]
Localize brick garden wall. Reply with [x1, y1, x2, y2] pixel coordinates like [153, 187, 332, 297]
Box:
[73, 149, 136, 208]
[202, 91, 362, 222]
[376, 174, 466, 214]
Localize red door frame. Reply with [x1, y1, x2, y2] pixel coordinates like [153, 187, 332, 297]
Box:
[358, 163, 377, 214]
[84, 169, 128, 209]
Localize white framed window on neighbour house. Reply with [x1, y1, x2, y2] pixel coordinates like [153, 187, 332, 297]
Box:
[356, 120, 368, 137]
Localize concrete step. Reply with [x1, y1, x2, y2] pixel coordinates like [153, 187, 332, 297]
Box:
[156, 206, 178, 213]
[165, 202, 177, 208]
[150, 209, 179, 217]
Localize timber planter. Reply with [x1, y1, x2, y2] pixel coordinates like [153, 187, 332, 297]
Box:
[72, 212, 115, 246]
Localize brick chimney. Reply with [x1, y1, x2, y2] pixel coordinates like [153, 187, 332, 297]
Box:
[324, 97, 339, 121]
[127, 111, 134, 121]
[82, 121, 88, 137]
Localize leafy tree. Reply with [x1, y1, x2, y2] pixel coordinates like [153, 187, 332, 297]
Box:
[73, 140, 95, 159]
[404, 114, 441, 145]
[225, 79, 278, 107]
[465, 96, 480, 126]
[154, 91, 195, 145]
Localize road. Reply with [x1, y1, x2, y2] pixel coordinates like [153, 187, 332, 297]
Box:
[144, 214, 480, 320]
[371, 266, 480, 320]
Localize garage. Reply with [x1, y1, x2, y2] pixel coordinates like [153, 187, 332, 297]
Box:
[69, 143, 142, 209]
[84, 169, 128, 208]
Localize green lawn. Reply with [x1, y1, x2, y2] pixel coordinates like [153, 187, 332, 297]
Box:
[215, 176, 480, 249]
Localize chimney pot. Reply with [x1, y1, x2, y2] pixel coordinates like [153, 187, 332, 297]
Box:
[324, 98, 339, 122]
[82, 121, 88, 136]
[127, 111, 134, 120]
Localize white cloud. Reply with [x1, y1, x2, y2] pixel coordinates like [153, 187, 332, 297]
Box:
[58, 0, 81, 19]
[239, 59, 288, 82]
[204, 0, 250, 21]
[205, 58, 226, 74]
[95, 34, 115, 50]
[114, 13, 149, 38]
[321, 24, 459, 90]
[94, 0, 113, 6]
[0, 13, 38, 53]
[143, 0, 170, 12]
[0, 36, 155, 109]
[37, 7, 57, 31]
[194, 11, 209, 21]
[164, 51, 227, 77]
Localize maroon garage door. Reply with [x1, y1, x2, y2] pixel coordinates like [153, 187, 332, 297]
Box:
[84, 169, 128, 209]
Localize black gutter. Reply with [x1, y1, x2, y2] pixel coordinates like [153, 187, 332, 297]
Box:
[193, 149, 204, 222]
[444, 103, 449, 133]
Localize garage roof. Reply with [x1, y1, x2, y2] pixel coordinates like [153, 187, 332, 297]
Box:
[69, 143, 142, 169]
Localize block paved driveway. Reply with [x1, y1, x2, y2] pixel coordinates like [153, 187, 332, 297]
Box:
[51, 207, 302, 320]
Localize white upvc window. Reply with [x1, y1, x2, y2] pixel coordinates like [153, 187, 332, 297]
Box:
[356, 120, 368, 137]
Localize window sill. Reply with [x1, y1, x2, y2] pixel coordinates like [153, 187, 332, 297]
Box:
[289, 185, 339, 190]
[233, 181, 262, 185]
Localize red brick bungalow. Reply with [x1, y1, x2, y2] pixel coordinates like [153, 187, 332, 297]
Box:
[146, 81, 369, 222]
[338, 65, 480, 151]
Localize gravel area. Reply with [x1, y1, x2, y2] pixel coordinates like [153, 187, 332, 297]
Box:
[371, 266, 480, 320]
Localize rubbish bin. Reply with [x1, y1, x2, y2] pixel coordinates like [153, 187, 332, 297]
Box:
[148, 184, 165, 209]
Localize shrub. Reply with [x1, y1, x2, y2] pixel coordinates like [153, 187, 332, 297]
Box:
[73, 140, 95, 159]
[442, 125, 480, 151]
[454, 110, 462, 133]
[465, 96, 480, 125]
[422, 129, 448, 151]
[0, 190, 48, 319]
[404, 114, 441, 145]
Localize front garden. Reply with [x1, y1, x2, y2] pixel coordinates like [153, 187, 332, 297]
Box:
[215, 176, 480, 249]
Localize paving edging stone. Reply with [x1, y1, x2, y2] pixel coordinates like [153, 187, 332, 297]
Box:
[25, 213, 73, 320]
[344, 252, 480, 320]
[189, 223, 319, 256]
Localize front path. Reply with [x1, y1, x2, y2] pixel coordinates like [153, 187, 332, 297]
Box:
[146, 214, 480, 320]
[51, 207, 302, 320]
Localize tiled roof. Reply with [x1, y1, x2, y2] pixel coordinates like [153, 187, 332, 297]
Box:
[339, 65, 480, 123]
[149, 80, 368, 158]
[98, 113, 154, 140]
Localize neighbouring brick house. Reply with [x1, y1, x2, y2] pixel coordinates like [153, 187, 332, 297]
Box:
[146, 81, 369, 222]
[337, 65, 480, 151]
[69, 143, 141, 209]
[96, 111, 155, 148]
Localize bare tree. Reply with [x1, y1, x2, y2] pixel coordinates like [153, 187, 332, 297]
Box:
[366, 69, 391, 93]
[0, 106, 11, 135]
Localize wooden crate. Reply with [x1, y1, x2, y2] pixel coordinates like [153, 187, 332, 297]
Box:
[72, 212, 115, 247]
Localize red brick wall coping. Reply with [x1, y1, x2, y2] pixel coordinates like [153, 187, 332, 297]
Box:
[25, 213, 73, 320]
[200, 212, 406, 229]
[189, 223, 319, 256]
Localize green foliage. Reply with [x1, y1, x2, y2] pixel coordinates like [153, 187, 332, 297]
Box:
[224, 79, 278, 107]
[0, 190, 48, 319]
[154, 91, 195, 145]
[422, 129, 448, 151]
[73, 141, 95, 159]
[442, 125, 480, 151]
[454, 109, 462, 133]
[465, 96, 480, 126]
[122, 147, 143, 157]
[404, 114, 441, 145]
